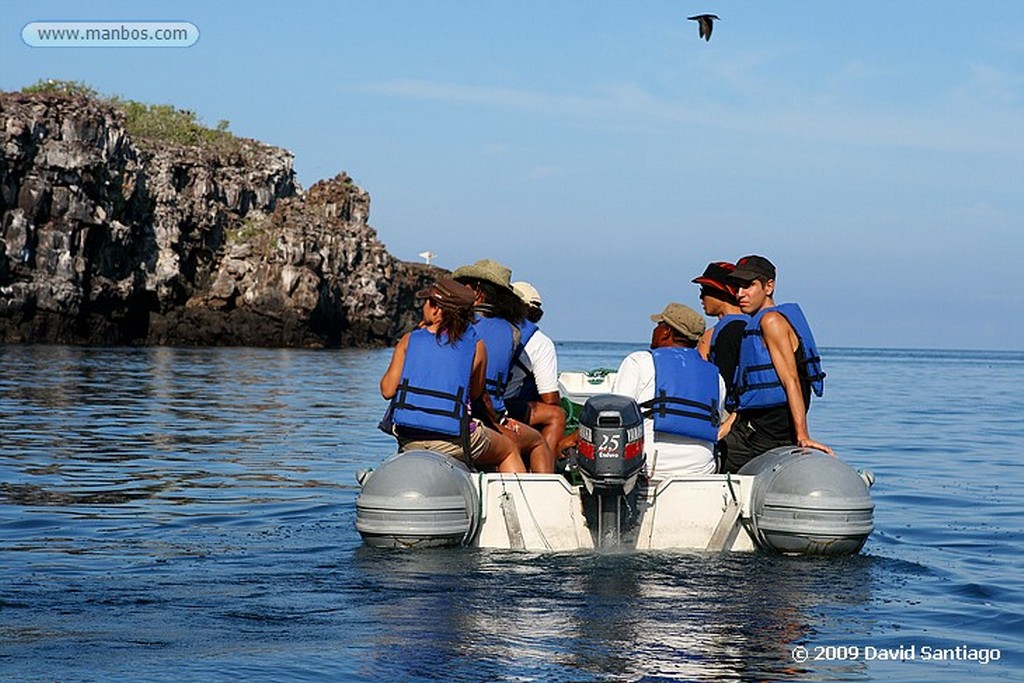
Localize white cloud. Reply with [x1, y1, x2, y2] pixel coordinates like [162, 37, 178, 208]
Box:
[355, 75, 1024, 157]
[358, 79, 600, 114]
[952, 63, 1024, 107]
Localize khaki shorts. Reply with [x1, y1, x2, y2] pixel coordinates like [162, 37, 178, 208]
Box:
[396, 419, 495, 464]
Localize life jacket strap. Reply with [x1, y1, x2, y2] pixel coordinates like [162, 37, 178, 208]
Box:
[484, 371, 508, 397]
[799, 354, 826, 383]
[640, 392, 720, 427]
[393, 379, 466, 420]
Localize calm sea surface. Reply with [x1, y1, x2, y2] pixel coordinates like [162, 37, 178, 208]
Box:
[1, 342, 1021, 682]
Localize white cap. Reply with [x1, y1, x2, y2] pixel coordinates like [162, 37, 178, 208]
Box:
[511, 281, 542, 307]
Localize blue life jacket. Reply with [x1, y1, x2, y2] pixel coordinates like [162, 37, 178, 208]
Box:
[391, 327, 477, 436]
[507, 319, 540, 401]
[735, 303, 825, 411]
[510, 319, 538, 368]
[709, 314, 748, 365]
[472, 314, 518, 414]
[639, 347, 721, 442]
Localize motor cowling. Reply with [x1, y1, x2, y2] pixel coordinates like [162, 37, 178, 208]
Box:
[572, 394, 646, 548]
[575, 394, 646, 492]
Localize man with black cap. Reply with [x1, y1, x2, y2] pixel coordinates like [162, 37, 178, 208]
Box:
[691, 261, 746, 407]
[720, 255, 832, 473]
[612, 303, 725, 477]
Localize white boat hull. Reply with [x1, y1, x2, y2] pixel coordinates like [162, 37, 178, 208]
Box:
[355, 448, 874, 555]
[474, 472, 756, 552]
[359, 372, 874, 555]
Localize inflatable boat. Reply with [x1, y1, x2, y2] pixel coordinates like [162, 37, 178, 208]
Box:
[355, 372, 875, 555]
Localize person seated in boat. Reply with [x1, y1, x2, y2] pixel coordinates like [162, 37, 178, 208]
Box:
[611, 303, 726, 478]
[502, 281, 567, 454]
[452, 259, 556, 474]
[718, 255, 833, 474]
[380, 277, 526, 473]
[691, 261, 746, 409]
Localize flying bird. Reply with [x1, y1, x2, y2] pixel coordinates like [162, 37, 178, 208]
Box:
[688, 14, 719, 42]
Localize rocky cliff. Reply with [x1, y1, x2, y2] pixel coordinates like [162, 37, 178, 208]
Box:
[0, 90, 438, 347]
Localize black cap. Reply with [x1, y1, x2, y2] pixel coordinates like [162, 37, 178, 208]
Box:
[729, 255, 776, 282]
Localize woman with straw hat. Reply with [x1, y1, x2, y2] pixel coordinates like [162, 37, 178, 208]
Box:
[453, 259, 556, 474]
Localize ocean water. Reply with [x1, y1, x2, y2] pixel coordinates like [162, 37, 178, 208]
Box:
[0, 342, 1021, 682]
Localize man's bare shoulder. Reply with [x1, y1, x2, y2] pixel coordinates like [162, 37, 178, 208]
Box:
[759, 310, 793, 335]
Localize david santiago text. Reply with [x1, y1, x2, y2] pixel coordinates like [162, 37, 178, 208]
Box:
[791, 644, 1001, 665]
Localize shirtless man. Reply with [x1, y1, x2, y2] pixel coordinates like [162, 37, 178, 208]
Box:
[719, 255, 832, 473]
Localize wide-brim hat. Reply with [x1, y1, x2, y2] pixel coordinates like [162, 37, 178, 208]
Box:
[650, 302, 706, 343]
[452, 258, 513, 290]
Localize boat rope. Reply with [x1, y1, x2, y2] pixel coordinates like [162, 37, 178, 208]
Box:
[476, 471, 486, 536]
[498, 476, 525, 549]
[513, 475, 553, 551]
[725, 472, 739, 506]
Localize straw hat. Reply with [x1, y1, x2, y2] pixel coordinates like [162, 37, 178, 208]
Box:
[451, 258, 513, 290]
[650, 303, 706, 343]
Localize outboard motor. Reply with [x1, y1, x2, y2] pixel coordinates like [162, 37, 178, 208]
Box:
[574, 394, 646, 548]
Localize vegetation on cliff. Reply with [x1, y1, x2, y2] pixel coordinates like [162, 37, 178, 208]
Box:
[21, 79, 239, 152]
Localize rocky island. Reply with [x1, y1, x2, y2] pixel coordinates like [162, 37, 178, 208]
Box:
[0, 84, 439, 347]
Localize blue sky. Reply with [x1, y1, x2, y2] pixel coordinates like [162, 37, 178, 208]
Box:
[4, 1, 1023, 350]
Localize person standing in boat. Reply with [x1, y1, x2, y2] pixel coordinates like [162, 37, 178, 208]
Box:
[380, 277, 526, 474]
[452, 259, 556, 474]
[692, 260, 747, 408]
[612, 303, 725, 478]
[503, 281, 567, 455]
[719, 255, 833, 474]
